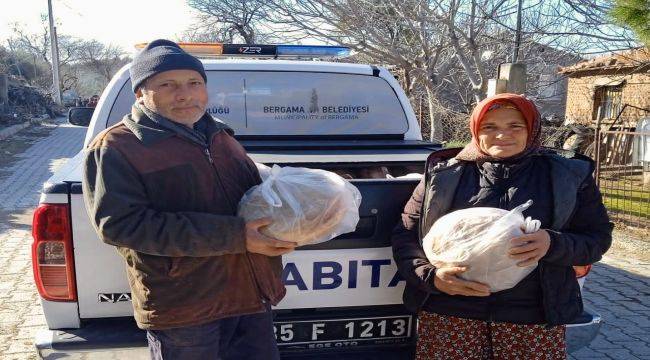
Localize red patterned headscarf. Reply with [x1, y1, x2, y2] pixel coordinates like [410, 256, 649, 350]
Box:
[455, 93, 542, 162]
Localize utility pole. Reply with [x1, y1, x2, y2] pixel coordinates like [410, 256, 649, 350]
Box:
[487, 0, 526, 96]
[47, 0, 62, 105]
[511, 0, 523, 63]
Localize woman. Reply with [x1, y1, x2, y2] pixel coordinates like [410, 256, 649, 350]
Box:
[391, 93, 612, 359]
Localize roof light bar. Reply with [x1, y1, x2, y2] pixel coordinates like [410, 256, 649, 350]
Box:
[222, 44, 350, 58]
[134, 43, 350, 59]
[276, 45, 350, 58]
[222, 44, 277, 56]
[135, 42, 224, 56]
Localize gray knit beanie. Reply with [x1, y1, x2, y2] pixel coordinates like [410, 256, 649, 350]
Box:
[129, 39, 207, 93]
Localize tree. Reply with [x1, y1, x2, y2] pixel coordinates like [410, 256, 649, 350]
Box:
[6, 18, 128, 97]
[77, 40, 128, 83]
[0, 46, 10, 74]
[180, 0, 637, 141]
[610, 0, 650, 45]
[260, 0, 482, 140]
[262, 0, 637, 141]
[0, 44, 43, 80]
[6, 18, 87, 92]
[186, 0, 269, 43]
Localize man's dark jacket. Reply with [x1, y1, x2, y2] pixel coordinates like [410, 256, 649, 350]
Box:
[83, 106, 285, 330]
[391, 148, 613, 326]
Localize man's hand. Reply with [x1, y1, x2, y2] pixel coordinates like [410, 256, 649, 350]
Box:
[508, 229, 551, 267]
[433, 266, 491, 297]
[245, 218, 297, 256]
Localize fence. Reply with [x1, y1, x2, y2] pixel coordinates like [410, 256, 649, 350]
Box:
[595, 129, 650, 232]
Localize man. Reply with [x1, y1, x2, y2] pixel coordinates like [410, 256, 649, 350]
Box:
[83, 39, 296, 359]
[87, 94, 99, 108]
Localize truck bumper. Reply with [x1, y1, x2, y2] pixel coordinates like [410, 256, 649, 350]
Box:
[35, 308, 601, 359]
[34, 318, 414, 360]
[35, 318, 149, 359]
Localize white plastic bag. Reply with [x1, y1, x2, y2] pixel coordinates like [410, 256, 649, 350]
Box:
[423, 200, 541, 292]
[255, 162, 272, 181]
[238, 165, 362, 245]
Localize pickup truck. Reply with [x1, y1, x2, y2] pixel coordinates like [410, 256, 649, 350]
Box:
[32, 45, 601, 359]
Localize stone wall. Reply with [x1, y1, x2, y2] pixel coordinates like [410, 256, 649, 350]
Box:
[564, 70, 650, 126]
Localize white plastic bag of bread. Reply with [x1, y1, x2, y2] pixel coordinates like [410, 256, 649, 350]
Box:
[239, 165, 362, 246]
[422, 200, 541, 292]
[255, 162, 273, 181]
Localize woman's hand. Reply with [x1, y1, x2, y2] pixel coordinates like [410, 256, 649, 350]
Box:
[508, 230, 551, 267]
[434, 266, 491, 297]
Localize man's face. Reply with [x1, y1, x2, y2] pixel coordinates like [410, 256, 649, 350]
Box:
[136, 69, 208, 126]
[477, 107, 529, 158]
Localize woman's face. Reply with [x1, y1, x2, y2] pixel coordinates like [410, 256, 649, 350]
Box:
[477, 107, 528, 158]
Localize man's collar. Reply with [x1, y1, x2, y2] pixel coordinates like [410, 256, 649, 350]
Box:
[122, 104, 234, 147]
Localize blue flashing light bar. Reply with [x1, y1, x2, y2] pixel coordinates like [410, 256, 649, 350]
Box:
[276, 45, 350, 58]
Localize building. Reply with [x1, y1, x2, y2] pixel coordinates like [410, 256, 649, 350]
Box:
[522, 43, 583, 121]
[559, 48, 650, 127]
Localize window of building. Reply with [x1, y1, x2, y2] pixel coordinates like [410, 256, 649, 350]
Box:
[593, 85, 623, 121]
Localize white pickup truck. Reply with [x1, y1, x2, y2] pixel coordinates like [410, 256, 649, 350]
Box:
[31, 45, 601, 359]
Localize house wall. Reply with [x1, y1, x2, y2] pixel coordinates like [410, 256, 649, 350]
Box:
[534, 66, 569, 120]
[564, 70, 650, 126]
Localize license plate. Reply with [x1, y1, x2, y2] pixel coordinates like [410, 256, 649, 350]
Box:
[274, 315, 413, 349]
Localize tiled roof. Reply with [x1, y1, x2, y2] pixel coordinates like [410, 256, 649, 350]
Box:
[558, 48, 649, 74]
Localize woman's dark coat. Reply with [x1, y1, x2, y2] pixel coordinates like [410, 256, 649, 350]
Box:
[391, 148, 613, 325]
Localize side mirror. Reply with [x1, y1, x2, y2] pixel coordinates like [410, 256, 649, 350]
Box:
[68, 107, 94, 127]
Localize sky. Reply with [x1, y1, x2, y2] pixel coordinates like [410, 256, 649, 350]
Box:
[0, 0, 197, 53]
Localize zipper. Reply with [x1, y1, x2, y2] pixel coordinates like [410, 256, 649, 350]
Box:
[203, 148, 213, 164]
[203, 143, 236, 212]
[419, 158, 432, 242]
[204, 136, 266, 303]
[170, 132, 240, 234]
